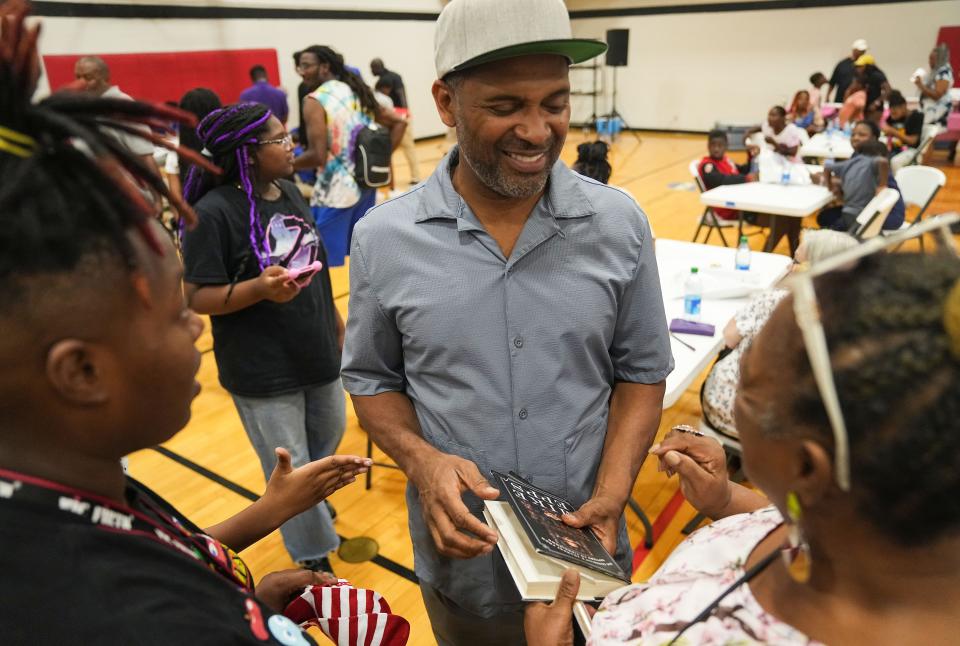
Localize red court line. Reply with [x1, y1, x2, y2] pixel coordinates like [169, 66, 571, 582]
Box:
[632, 489, 686, 573]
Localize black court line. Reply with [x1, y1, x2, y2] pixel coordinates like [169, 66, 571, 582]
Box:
[569, 0, 939, 18]
[150, 445, 419, 584]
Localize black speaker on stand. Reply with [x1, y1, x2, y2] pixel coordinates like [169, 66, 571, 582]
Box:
[602, 28, 640, 144]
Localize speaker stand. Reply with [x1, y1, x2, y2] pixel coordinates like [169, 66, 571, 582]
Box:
[603, 66, 642, 145]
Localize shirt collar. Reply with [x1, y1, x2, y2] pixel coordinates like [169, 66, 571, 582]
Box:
[415, 145, 596, 225]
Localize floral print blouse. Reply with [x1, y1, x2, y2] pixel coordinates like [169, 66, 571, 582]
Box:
[588, 506, 822, 645]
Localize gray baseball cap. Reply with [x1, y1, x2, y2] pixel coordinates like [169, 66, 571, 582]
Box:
[434, 0, 607, 79]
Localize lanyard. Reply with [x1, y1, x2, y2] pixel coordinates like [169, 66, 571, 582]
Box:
[0, 467, 254, 593]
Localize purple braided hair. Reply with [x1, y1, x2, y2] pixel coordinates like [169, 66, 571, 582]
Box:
[238, 144, 272, 270]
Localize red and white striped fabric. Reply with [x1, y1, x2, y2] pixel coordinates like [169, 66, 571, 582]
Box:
[284, 580, 410, 646]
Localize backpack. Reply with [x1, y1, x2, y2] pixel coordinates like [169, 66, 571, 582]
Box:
[353, 122, 392, 189]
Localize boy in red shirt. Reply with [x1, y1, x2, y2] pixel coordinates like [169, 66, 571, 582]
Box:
[697, 129, 758, 221]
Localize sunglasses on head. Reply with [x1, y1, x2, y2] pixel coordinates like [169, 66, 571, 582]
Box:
[783, 213, 959, 491]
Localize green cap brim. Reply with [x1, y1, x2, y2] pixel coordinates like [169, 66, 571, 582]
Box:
[451, 39, 608, 75]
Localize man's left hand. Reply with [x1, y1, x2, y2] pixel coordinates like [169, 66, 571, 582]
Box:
[562, 495, 622, 555]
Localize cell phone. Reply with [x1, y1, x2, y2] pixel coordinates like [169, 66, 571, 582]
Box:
[285, 260, 323, 284]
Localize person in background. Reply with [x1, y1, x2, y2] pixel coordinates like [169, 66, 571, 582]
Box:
[526, 250, 960, 646]
[239, 64, 289, 125]
[787, 89, 823, 135]
[163, 87, 221, 203]
[828, 38, 867, 102]
[917, 43, 954, 126]
[293, 45, 405, 267]
[816, 121, 904, 232]
[701, 229, 858, 439]
[371, 59, 421, 186]
[837, 87, 866, 127]
[293, 51, 311, 150]
[73, 55, 162, 207]
[883, 89, 924, 173]
[846, 54, 890, 111]
[808, 71, 827, 110]
[747, 105, 803, 162]
[182, 103, 349, 575]
[697, 129, 758, 222]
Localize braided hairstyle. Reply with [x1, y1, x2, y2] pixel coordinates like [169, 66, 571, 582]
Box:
[0, 2, 215, 300]
[301, 45, 378, 116]
[176, 87, 221, 187]
[182, 102, 274, 270]
[784, 253, 960, 547]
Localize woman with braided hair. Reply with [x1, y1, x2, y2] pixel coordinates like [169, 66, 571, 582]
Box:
[294, 44, 406, 266]
[181, 101, 348, 574]
[526, 241, 960, 645]
[0, 3, 371, 642]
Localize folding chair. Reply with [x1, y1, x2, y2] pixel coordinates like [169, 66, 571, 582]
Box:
[849, 188, 900, 240]
[689, 159, 739, 247]
[907, 124, 942, 167]
[884, 166, 947, 249]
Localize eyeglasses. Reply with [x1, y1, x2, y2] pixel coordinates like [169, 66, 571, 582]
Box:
[257, 134, 292, 147]
[782, 213, 959, 491]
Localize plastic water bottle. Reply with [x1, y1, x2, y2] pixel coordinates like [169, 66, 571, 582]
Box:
[683, 267, 702, 322]
[735, 236, 751, 271]
[780, 159, 792, 185]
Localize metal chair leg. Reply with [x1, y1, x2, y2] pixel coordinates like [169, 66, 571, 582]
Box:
[627, 497, 654, 549]
[681, 513, 705, 534]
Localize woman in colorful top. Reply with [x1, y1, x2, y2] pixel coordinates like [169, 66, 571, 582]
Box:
[786, 89, 823, 136]
[917, 43, 955, 126]
[525, 251, 960, 645]
[294, 45, 405, 266]
[181, 102, 348, 574]
[700, 229, 857, 439]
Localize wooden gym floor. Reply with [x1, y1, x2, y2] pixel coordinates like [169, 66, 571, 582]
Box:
[129, 131, 960, 645]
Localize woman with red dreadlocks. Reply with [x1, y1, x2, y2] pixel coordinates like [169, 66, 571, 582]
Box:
[181, 101, 347, 575]
[0, 3, 372, 643]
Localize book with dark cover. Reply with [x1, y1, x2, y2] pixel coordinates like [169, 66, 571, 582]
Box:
[491, 471, 629, 582]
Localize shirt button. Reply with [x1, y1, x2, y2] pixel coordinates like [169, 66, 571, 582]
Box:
[514, 337, 524, 348]
[518, 408, 528, 420]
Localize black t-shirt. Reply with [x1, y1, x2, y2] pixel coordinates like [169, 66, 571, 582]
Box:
[829, 57, 855, 102]
[887, 110, 924, 152]
[183, 180, 340, 396]
[297, 82, 310, 149]
[0, 475, 317, 645]
[376, 69, 406, 108]
[862, 67, 887, 107]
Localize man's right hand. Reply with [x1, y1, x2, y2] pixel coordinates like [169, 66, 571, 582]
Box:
[257, 265, 301, 303]
[414, 453, 500, 559]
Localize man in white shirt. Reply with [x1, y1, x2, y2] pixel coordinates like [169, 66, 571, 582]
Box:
[74, 56, 162, 205]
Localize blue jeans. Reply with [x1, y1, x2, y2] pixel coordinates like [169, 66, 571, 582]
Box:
[232, 379, 346, 561]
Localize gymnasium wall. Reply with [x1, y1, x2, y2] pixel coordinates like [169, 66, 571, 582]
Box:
[568, 0, 960, 131]
[32, 0, 448, 138]
[30, 0, 960, 138]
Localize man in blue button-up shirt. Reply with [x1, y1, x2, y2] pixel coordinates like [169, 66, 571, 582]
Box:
[341, 1, 673, 643]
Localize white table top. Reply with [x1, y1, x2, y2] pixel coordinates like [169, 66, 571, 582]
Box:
[656, 239, 792, 408]
[800, 132, 854, 160]
[699, 182, 834, 218]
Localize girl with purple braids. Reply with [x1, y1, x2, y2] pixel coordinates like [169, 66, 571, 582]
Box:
[181, 102, 346, 574]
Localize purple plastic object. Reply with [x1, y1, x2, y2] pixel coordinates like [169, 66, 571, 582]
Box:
[669, 318, 716, 336]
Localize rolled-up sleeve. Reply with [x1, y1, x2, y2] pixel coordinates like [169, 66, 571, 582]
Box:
[341, 232, 405, 395]
[609, 217, 674, 383]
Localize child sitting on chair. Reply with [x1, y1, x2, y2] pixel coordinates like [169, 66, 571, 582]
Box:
[816, 121, 904, 232]
[697, 129, 758, 222]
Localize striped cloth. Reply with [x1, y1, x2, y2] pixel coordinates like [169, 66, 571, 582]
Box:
[284, 581, 410, 646]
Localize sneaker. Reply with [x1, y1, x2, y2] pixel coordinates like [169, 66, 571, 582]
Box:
[299, 556, 334, 576]
[324, 500, 337, 520]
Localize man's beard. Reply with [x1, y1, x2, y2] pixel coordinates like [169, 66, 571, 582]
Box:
[455, 124, 562, 199]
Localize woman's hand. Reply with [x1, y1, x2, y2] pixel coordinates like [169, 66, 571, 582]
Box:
[257, 265, 301, 303]
[260, 448, 372, 524]
[649, 429, 732, 519]
[524, 569, 583, 646]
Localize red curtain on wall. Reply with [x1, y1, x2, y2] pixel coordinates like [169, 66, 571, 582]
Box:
[937, 26, 960, 87]
[42, 48, 283, 105]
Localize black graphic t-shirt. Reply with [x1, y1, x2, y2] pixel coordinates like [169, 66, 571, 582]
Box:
[183, 180, 340, 396]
